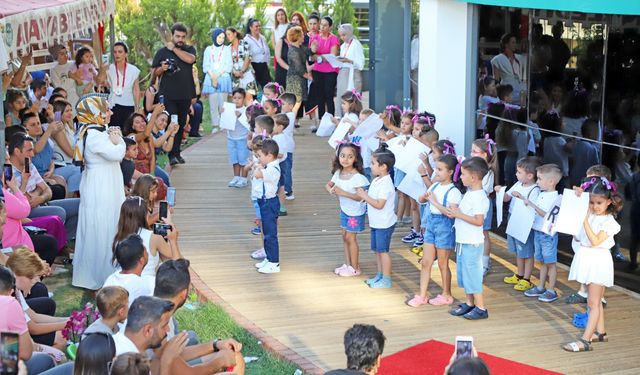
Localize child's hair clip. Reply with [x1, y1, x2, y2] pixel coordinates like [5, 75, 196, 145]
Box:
[453, 155, 465, 182]
[484, 134, 496, 156]
[351, 89, 362, 101]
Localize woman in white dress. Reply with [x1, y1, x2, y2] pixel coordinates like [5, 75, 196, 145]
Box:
[334, 24, 365, 117]
[202, 28, 233, 129]
[72, 94, 126, 290]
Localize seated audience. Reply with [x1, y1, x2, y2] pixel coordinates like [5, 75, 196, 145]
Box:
[103, 234, 153, 306]
[325, 324, 386, 375]
[73, 333, 116, 375]
[110, 353, 152, 375]
[83, 286, 130, 338]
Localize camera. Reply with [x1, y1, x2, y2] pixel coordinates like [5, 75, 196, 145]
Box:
[153, 223, 172, 237]
[163, 58, 180, 75]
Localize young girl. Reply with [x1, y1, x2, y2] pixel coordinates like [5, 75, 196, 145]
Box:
[356, 145, 397, 288]
[4, 90, 28, 126]
[263, 99, 282, 116]
[326, 142, 369, 277]
[378, 105, 402, 137]
[470, 136, 498, 276]
[332, 90, 362, 128]
[393, 113, 414, 230]
[71, 47, 100, 96]
[262, 82, 282, 104]
[132, 174, 160, 227]
[408, 154, 462, 307]
[563, 177, 622, 352]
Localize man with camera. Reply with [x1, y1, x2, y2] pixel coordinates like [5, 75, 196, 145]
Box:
[151, 23, 197, 166]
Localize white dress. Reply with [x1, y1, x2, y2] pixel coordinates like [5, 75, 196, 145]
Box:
[72, 129, 126, 289]
[568, 214, 621, 287]
[139, 228, 159, 290]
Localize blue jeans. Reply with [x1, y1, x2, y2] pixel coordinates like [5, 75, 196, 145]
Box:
[155, 165, 171, 186]
[54, 164, 82, 193]
[258, 197, 280, 263]
[283, 152, 293, 193]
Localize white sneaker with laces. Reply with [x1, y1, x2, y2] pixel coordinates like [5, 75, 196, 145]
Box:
[255, 258, 269, 269]
[250, 248, 266, 259]
[236, 178, 248, 188]
[258, 262, 280, 274]
[228, 176, 240, 187]
[285, 194, 295, 200]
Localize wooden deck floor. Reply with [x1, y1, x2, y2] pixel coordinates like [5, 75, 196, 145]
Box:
[171, 130, 640, 375]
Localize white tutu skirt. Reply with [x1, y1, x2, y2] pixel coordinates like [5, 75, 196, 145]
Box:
[568, 246, 614, 287]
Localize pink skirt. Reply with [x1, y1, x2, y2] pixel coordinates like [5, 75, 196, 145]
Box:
[29, 216, 68, 252]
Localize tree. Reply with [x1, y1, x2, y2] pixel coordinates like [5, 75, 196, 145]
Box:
[305, 0, 327, 15]
[283, 0, 305, 14]
[331, 0, 357, 30]
[253, 0, 269, 31]
[212, 0, 243, 29]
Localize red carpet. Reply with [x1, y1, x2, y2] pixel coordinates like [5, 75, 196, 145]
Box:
[378, 340, 563, 375]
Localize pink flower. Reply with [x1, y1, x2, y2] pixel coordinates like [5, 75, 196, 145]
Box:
[347, 217, 359, 229]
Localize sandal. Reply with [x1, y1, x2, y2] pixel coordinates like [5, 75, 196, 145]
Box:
[562, 338, 592, 352]
[591, 331, 608, 343]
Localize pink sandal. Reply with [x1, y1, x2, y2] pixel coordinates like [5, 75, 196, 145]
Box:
[407, 295, 429, 307]
[334, 264, 348, 274]
[428, 294, 454, 306]
[338, 265, 361, 277]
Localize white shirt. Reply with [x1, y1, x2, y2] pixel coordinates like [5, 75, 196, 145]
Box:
[12, 163, 44, 194]
[532, 190, 558, 231]
[482, 170, 494, 196]
[107, 63, 140, 108]
[50, 61, 80, 107]
[491, 53, 527, 99]
[103, 272, 153, 307]
[454, 189, 489, 244]
[340, 38, 365, 70]
[573, 214, 620, 250]
[272, 133, 289, 160]
[428, 182, 462, 214]
[331, 171, 369, 216]
[250, 155, 262, 200]
[258, 160, 280, 199]
[506, 182, 539, 213]
[113, 330, 140, 355]
[284, 112, 296, 152]
[244, 34, 270, 63]
[367, 174, 397, 228]
[203, 44, 233, 76]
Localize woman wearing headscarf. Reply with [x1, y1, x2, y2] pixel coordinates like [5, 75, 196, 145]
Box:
[335, 24, 365, 117]
[202, 28, 233, 129]
[72, 94, 126, 290]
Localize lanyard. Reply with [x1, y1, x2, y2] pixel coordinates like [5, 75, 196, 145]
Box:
[341, 39, 353, 58]
[248, 35, 266, 55]
[508, 55, 520, 78]
[211, 46, 224, 64]
[115, 62, 127, 89]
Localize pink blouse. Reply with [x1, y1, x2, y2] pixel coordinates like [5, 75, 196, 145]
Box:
[311, 33, 340, 73]
[2, 188, 34, 250]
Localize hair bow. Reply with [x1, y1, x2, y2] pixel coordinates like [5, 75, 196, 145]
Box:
[385, 105, 399, 119]
[351, 89, 362, 101]
[442, 142, 455, 155]
[268, 82, 283, 94]
[351, 136, 362, 146]
[484, 134, 496, 156]
[274, 98, 283, 107]
[453, 155, 465, 182]
[600, 177, 617, 193]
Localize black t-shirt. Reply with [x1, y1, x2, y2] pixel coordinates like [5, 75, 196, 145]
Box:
[121, 159, 135, 187]
[151, 45, 197, 101]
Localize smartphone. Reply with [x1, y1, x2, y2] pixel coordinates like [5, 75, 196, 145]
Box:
[166, 187, 176, 207]
[23, 159, 29, 174]
[54, 111, 62, 122]
[0, 331, 19, 374]
[3, 164, 12, 182]
[170, 114, 178, 124]
[159, 95, 164, 105]
[159, 201, 168, 221]
[455, 336, 474, 359]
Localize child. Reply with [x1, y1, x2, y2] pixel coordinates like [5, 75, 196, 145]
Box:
[392, 113, 414, 232]
[449, 157, 490, 320]
[353, 108, 375, 181]
[121, 137, 142, 192]
[280, 93, 297, 200]
[262, 82, 282, 104]
[379, 105, 402, 135]
[83, 286, 129, 337]
[563, 177, 622, 352]
[522, 164, 562, 302]
[248, 136, 267, 258]
[225, 88, 250, 188]
[263, 98, 282, 116]
[356, 145, 397, 288]
[245, 88, 260, 107]
[497, 156, 540, 291]
[132, 174, 159, 227]
[407, 154, 462, 307]
[470, 137, 498, 276]
[71, 47, 99, 96]
[332, 90, 362, 128]
[253, 138, 282, 274]
[272, 114, 290, 216]
[327, 142, 369, 277]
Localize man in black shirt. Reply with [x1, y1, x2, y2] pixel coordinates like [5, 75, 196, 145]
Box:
[152, 23, 197, 166]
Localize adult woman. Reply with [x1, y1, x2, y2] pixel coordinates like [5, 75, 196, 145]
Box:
[291, 12, 309, 35]
[491, 33, 526, 103]
[72, 94, 126, 290]
[272, 8, 289, 69]
[244, 18, 272, 89]
[50, 100, 83, 197]
[202, 29, 232, 129]
[335, 24, 365, 117]
[307, 13, 320, 38]
[286, 26, 312, 111]
[151, 111, 179, 166]
[73, 333, 116, 375]
[107, 42, 141, 128]
[113, 196, 181, 289]
[225, 27, 257, 91]
[274, 24, 291, 89]
[308, 16, 340, 118]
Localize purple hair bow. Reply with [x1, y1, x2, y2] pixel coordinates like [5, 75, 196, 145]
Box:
[484, 134, 496, 156]
[453, 155, 465, 182]
[581, 176, 617, 194]
[351, 89, 362, 101]
[442, 142, 455, 156]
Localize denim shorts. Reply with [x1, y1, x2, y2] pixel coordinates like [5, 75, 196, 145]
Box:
[393, 168, 406, 188]
[456, 243, 484, 294]
[340, 210, 365, 233]
[227, 137, 250, 165]
[419, 204, 429, 228]
[364, 167, 372, 182]
[371, 224, 396, 253]
[507, 231, 535, 259]
[483, 198, 494, 230]
[534, 230, 558, 263]
[252, 199, 261, 220]
[424, 213, 455, 249]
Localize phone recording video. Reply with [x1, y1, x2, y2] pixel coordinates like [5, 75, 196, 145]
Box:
[54, 111, 62, 122]
[159, 201, 168, 221]
[455, 336, 474, 359]
[3, 164, 12, 183]
[166, 187, 176, 207]
[23, 159, 29, 174]
[0, 331, 19, 374]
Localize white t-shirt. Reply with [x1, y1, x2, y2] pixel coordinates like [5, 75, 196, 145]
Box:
[330, 171, 369, 216]
[506, 182, 539, 213]
[258, 160, 280, 199]
[366, 174, 397, 228]
[532, 190, 558, 231]
[250, 155, 262, 200]
[428, 182, 462, 214]
[102, 272, 153, 307]
[107, 63, 141, 107]
[272, 133, 289, 160]
[284, 112, 296, 153]
[454, 189, 489, 244]
[113, 330, 140, 355]
[573, 214, 621, 250]
[482, 170, 494, 196]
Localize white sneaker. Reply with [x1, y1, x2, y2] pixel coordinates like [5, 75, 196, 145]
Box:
[250, 248, 266, 259]
[285, 193, 295, 200]
[228, 176, 240, 187]
[258, 262, 280, 274]
[236, 178, 248, 188]
[255, 258, 269, 269]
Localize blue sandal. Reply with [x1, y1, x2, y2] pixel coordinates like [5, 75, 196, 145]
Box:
[572, 311, 589, 328]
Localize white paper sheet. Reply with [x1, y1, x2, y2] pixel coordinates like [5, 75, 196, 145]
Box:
[391, 137, 429, 173]
[322, 54, 344, 68]
[397, 170, 427, 202]
[220, 102, 238, 130]
[328, 120, 352, 149]
[540, 195, 563, 235]
[238, 113, 250, 130]
[352, 115, 383, 140]
[316, 113, 335, 137]
[555, 189, 589, 235]
[366, 137, 380, 152]
[505, 198, 536, 243]
[495, 186, 506, 227]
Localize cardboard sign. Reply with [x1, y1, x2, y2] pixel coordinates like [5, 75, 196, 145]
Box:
[505, 198, 536, 243]
[540, 195, 563, 235]
[495, 186, 506, 227]
[220, 102, 238, 130]
[555, 189, 589, 235]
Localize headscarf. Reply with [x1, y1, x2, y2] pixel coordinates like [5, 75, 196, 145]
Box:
[338, 24, 354, 40]
[212, 28, 225, 47]
[76, 93, 110, 126]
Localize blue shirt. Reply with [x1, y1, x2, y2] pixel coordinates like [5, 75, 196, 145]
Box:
[32, 139, 54, 175]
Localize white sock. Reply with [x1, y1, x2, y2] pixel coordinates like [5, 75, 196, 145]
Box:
[482, 255, 490, 269]
[578, 290, 588, 298]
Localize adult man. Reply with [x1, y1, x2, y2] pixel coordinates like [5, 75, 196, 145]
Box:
[50, 45, 80, 108]
[29, 79, 49, 111]
[151, 23, 196, 166]
[113, 295, 174, 356]
[103, 234, 153, 305]
[154, 259, 245, 374]
[325, 324, 386, 375]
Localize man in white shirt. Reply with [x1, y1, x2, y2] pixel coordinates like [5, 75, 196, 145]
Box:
[103, 234, 153, 305]
[50, 45, 80, 108]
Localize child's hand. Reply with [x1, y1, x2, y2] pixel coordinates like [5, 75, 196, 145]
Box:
[331, 116, 340, 125]
[523, 198, 530, 206]
[426, 192, 437, 203]
[355, 187, 367, 200]
[573, 186, 584, 197]
[419, 152, 428, 163]
[511, 191, 523, 200]
[494, 185, 503, 193]
[326, 181, 336, 194]
[418, 193, 428, 203]
[446, 206, 461, 218]
[418, 163, 427, 176]
[333, 186, 345, 196]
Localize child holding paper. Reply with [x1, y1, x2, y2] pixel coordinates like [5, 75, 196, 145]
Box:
[496, 156, 540, 291]
[563, 177, 622, 352]
[448, 157, 490, 320]
[224, 88, 249, 188]
[280, 93, 297, 200]
[264, 98, 282, 116]
[272, 114, 290, 216]
[522, 164, 562, 302]
[331, 90, 362, 128]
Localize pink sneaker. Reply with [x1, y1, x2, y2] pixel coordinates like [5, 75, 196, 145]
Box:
[406, 294, 429, 307]
[251, 248, 266, 260]
[338, 265, 361, 277]
[428, 294, 454, 306]
[334, 264, 348, 274]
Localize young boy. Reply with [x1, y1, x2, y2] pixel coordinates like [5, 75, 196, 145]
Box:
[280, 93, 297, 200]
[449, 157, 490, 320]
[272, 114, 290, 216]
[83, 286, 129, 337]
[225, 88, 250, 188]
[496, 156, 540, 291]
[121, 137, 141, 192]
[522, 164, 562, 302]
[253, 135, 281, 274]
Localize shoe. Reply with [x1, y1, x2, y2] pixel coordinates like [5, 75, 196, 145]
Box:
[407, 294, 429, 307]
[514, 279, 534, 291]
[524, 286, 545, 297]
[177, 156, 186, 164]
[258, 262, 280, 274]
[418, 249, 423, 257]
[413, 235, 424, 247]
[228, 176, 240, 187]
[169, 157, 180, 166]
[338, 265, 361, 277]
[449, 303, 474, 316]
[503, 273, 521, 284]
[334, 264, 348, 274]
[613, 249, 627, 262]
[410, 246, 422, 255]
[250, 248, 266, 260]
[428, 294, 454, 306]
[189, 133, 202, 138]
[463, 307, 489, 320]
[285, 192, 295, 200]
[278, 208, 288, 216]
[310, 126, 318, 133]
[365, 272, 383, 286]
[565, 292, 588, 304]
[572, 311, 589, 328]
[254, 258, 268, 269]
[369, 277, 392, 289]
[235, 179, 248, 188]
[402, 230, 419, 243]
[538, 290, 559, 303]
[251, 226, 261, 235]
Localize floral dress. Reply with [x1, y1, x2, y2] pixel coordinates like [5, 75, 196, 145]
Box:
[230, 40, 257, 91]
[286, 44, 312, 102]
